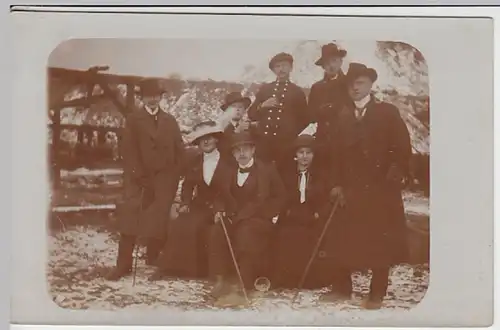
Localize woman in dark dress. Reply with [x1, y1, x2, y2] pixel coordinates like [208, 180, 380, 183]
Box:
[149, 120, 231, 281]
[270, 134, 335, 289]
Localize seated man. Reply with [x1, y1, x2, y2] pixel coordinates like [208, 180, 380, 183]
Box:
[150, 120, 231, 281]
[207, 132, 286, 306]
[270, 134, 335, 290]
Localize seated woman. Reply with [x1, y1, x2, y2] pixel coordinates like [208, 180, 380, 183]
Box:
[270, 134, 336, 290]
[149, 120, 230, 281]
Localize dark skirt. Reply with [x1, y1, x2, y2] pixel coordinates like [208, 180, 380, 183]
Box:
[270, 215, 337, 290]
[156, 207, 213, 278]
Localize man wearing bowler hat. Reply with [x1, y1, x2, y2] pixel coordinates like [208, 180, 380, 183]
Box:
[247, 52, 309, 168]
[308, 43, 349, 173]
[321, 63, 412, 309]
[207, 131, 286, 306]
[105, 78, 185, 281]
[217, 91, 253, 163]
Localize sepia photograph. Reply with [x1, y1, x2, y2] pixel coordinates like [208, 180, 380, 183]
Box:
[46, 38, 430, 314]
[8, 8, 495, 327]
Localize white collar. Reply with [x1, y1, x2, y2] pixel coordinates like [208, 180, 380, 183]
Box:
[325, 73, 339, 81]
[231, 120, 239, 127]
[354, 94, 371, 109]
[144, 105, 159, 116]
[298, 167, 309, 174]
[238, 157, 254, 169]
[203, 149, 220, 161]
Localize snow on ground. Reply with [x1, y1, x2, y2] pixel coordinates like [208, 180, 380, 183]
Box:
[47, 225, 429, 314]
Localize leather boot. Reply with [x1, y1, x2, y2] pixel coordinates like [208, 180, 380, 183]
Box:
[209, 275, 230, 299]
[105, 234, 135, 281]
[360, 296, 384, 310]
[148, 269, 165, 282]
[104, 266, 131, 281]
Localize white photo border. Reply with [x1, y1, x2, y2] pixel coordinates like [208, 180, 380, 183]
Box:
[7, 6, 496, 328]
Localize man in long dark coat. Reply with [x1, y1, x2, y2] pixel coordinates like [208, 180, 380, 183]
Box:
[322, 63, 412, 309]
[207, 132, 286, 307]
[105, 78, 185, 281]
[149, 120, 231, 281]
[247, 52, 309, 169]
[307, 43, 349, 172]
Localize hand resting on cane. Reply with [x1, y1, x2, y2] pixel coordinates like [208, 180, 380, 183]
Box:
[329, 186, 346, 207]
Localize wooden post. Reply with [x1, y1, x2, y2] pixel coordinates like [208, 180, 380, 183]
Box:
[51, 108, 61, 189]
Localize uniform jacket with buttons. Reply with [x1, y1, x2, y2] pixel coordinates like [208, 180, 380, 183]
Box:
[247, 80, 309, 144]
[117, 106, 185, 239]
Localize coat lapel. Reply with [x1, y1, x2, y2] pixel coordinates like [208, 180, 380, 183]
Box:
[154, 112, 172, 145]
[136, 107, 159, 141]
[210, 156, 225, 187]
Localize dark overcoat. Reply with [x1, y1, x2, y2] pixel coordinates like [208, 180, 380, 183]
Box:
[308, 73, 349, 171]
[325, 96, 412, 269]
[117, 107, 184, 240]
[270, 164, 336, 289]
[247, 80, 309, 165]
[208, 160, 287, 288]
[156, 152, 230, 278]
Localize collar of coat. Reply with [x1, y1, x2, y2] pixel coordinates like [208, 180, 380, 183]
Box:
[322, 71, 344, 83]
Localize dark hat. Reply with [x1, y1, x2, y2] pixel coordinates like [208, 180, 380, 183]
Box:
[345, 62, 378, 83]
[269, 52, 294, 70]
[293, 134, 316, 151]
[315, 43, 347, 66]
[190, 120, 224, 145]
[137, 78, 167, 97]
[231, 132, 255, 149]
[220, 92, 252, 111]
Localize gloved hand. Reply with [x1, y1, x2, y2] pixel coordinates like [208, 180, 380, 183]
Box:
[329, 186, 346, 207]
[386, 164, 406, 188]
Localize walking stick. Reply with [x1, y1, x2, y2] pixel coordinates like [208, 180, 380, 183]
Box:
[132, 188, 145, 287]
[216, 212, 251, 306]
[291, 197, 341, 305]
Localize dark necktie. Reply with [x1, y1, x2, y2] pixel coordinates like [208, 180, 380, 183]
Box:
[238, 167, 252, 174]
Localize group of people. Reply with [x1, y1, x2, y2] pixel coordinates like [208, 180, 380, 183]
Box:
[103, 42, 413, 310]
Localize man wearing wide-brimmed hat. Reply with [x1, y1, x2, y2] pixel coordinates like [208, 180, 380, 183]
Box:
[217, 91, 254, 162]
[320, 63, 412, 309]
[150, 120, 232, 281]
[307, 43, 350, 172]
[105, 78, 185, 281]
[247, 52, 309, 168]
[207, 131, 286, 306]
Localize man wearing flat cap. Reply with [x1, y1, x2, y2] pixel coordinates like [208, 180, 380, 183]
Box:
[247, 52, 309, 169]
[105, 78, 185, 281]
[321, 63, 412, 309]
[207, 131, 286, 306]
[308, 43, 350, 173]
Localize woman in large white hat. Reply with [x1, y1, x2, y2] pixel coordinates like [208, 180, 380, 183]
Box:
[150, 120, 232, 281]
